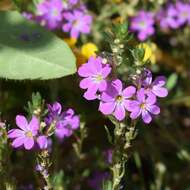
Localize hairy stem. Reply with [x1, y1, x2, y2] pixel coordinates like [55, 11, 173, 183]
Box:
[111, 120, 137, 190]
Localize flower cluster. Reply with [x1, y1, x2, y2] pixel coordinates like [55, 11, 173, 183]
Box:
[8, 102, 80, 150]
[130, 1, 190, 41]
[45, 102, 80, 139]
[8, 115, 48, 150]
[78, 56, 168, 123]
[23, 0, 92, 39]
[157, 2, 190, 30]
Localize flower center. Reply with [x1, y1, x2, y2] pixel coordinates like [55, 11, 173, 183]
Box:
[140, 103, 146, 109]
[25, 131, 33, 138]
[116, 95, 123, 104]
[51, 9, 59, 17]
[182, 11, 188, 18]
[139, 21, 146, 28]
[73, 20, 79, 27]
[94, 74, 103, 82]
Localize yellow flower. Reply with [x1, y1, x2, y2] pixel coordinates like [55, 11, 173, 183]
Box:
[138, 43, 157, 64]
[81, 43, 98, 59]
[64, 38, 77, 47]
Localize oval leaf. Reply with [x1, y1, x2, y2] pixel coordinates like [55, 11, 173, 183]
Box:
[0, 11, 76, 80]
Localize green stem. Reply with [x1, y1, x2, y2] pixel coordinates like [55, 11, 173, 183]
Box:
[111, 120, 137, 190]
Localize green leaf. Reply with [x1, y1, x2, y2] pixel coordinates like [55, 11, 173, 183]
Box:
[166, 73, 178, 90]
[0, 11, 76, 80]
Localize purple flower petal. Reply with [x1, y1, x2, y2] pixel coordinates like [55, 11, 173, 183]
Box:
[98, 80, 107, 91]
[16, 115, 28, 131]
[114, 105, 126, 121]
[83, 84, 98, 100]
[147, 105, 160, 115]
[37, 136, 48, 149]
[24, 138, 34, 150]
[123, 86, 136, 98]
[146, 93, 157, 105]
[12, 137, 25, 148]
[137, 89, 146, 102]
[153, 76, 166, 87]
[152, 86, 168, 97]
[112, 79, 123, 94]
[79, 77, 92, 89]
[99, 102, 116, 115]
[101, 66, 112, 78]
[28, 116, 39, 133]
[8, 129, 24, 138]
[125, 100, 140, 112]
[142, 110, 152, 124]
[130, 109, 141, 119]
[70, 116, 80, 129]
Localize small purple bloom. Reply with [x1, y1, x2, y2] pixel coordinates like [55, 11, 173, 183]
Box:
[37, 135, 48, 149]
[8, 115, 39, 150]
[130, 11, 155, 41]
[78, 56, 112, 100]
[141, 69, 168, 98]
[45, 101, 62, 127]
[157, 5, 180, 30]
[62, 10, 92, 38]
[127, 89, 160, 124]
[45, 102, 80, 139]
[176, 2, 190, 26]
[36, 164, 43, 172]
[55, 108, 80, 139]
[99, 79, 136, 121]
[36, 0, 64, 30]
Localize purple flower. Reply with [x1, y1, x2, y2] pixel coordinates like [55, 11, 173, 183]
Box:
[78, 56, 112, 100]
[45, 101, 62, 125]
[99, 79, 136, 121]
[55, 108, 80, 139]
[127, 89, 160, 124]
[176, 2, 190, 26]
[37, 135, 48, 149]
[36, 0, 64, 30]
[8, 115, 39, 150]
[130, 11, 155, 41]
[45, 102, 80, 139]
[141, 69, 168, 98]
[157, 5, 180, 30]
[62, 10, 92, 38]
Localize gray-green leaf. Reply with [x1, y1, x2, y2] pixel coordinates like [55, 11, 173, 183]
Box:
[0, 11, 76, 80]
